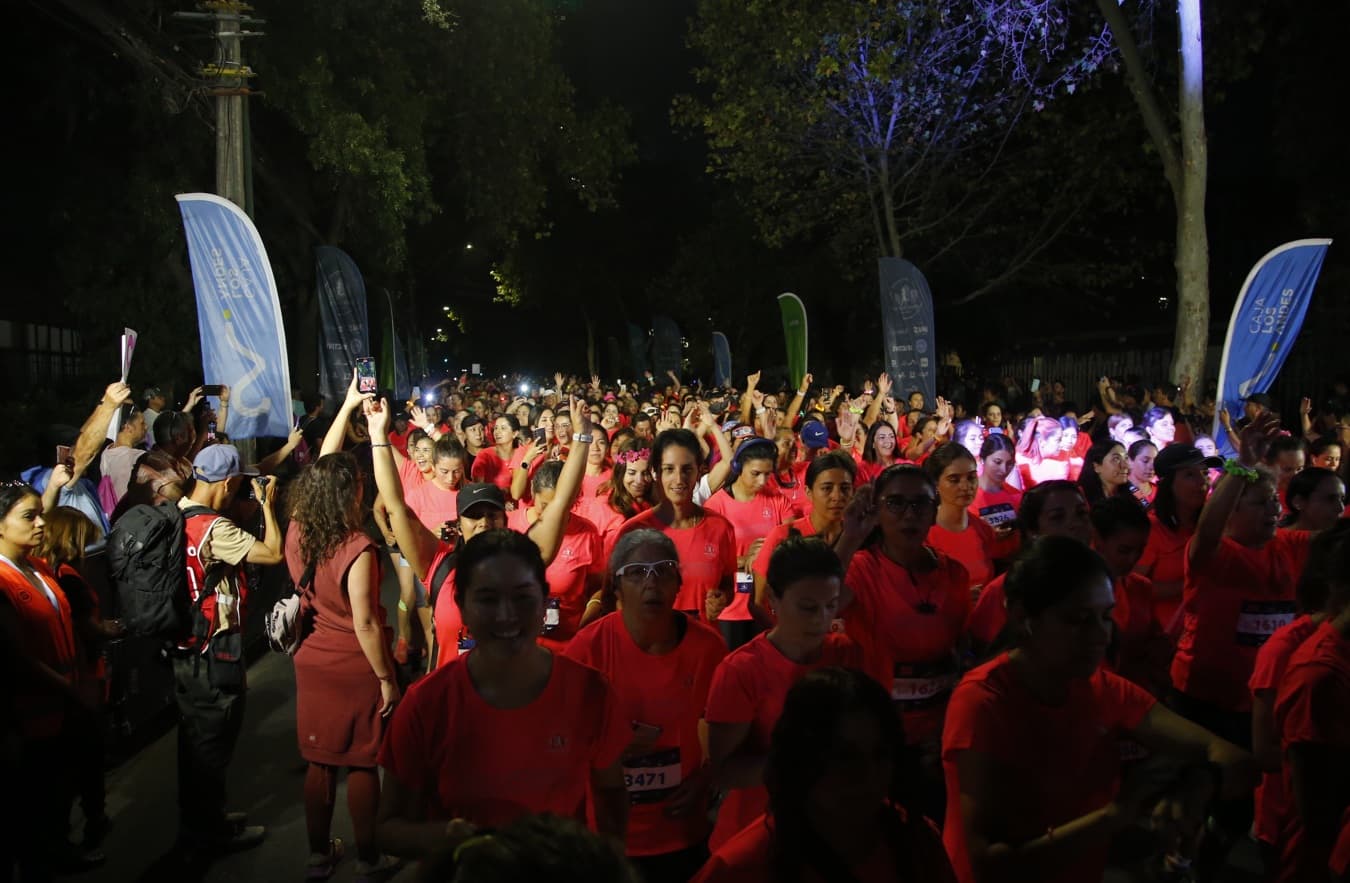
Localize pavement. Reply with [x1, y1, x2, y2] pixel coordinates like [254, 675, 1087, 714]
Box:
[73, 555, 420, 883]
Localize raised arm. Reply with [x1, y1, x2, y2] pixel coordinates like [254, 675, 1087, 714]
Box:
[529, 396, 592, 563]
[321, 370, 374, 458]
[1189, 414, 1280, 572]
[365, 399, 439, 581]
[738, 370, 760, 428]
[42, 465, 74, 514]
[510, 439, 544, 502]
[73, 382, 130, 478]
[699, 408, 735, 497]
[216, 384, 231, 435]
[253, 426, 304, 476]
[784, 372, 812, 429]
[834, 484, 878, 612]
[863, 373, 890, 429]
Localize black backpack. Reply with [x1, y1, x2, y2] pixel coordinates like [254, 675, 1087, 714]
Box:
[108, 501, 217, 639]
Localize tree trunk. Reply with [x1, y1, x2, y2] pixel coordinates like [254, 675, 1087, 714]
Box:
[876, 156, 904, 258]
[584, 308, 597, 377]
[1171, 0, 1210, 387]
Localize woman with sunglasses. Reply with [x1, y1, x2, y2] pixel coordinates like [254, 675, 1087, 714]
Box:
[565, 529, 727, 883]
[705, 535, 864, 853]
[836, 465, 970, 818]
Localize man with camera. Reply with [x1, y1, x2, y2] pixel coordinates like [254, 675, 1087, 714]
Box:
[173, 444, 285, 856]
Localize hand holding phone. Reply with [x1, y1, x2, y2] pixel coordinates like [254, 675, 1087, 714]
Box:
[55, 445, 73, 468]
[356, 357, 378, 394]
[201, 384, 224, 397]
[532, 427, 548, 445]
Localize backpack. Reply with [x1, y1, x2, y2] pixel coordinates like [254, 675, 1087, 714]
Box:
[266, 563, 314, 656]
[424, 548, 458, 670]
[107, 501, 219, 640]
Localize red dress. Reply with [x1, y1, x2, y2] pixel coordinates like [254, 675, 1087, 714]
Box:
[286, 526, 389, 767]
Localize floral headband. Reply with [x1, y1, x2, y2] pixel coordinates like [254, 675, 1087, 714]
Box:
[615, 448, 651, 465]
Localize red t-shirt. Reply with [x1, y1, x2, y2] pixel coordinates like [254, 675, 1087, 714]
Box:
[769, 467, 811, 521]
[1273, 621, 1350, 883]
[540, 515, 602, 650]
[397, 455, 427, 495]
[1249, 615, 1320, 846]
[703, 488, 794, 622]
[1017, 457, 1070, 489]
[967, 572, 1009, 649]
[970, 486, 1022, 563]
[388, 427, 415, 458]
[942, 654, 1157, 883]
[469, 446, 521, 495]
[925, 518, 996, 593]
[428, 544, 467, 669]
[377, 653, 629, 829]
[613, 509, 737, 617]
[1135, 514, 1192, 632]
[844, 547, 971, 745]
[565, 612, 727, 856]
[704, 631, 864, 851]
[406, 480, 459, 535]
[693, 811, 957, 883]
[751, 516, 818, 580]
[1172, 531, 1312, 712]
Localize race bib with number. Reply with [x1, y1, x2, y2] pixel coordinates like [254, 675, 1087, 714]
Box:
[890, 659, 958, 707]
[623, 747, 682, 805]
[1235, 600, 1296, 647]
[978, 502, 1017, 529]
[735, 571, 753, 595]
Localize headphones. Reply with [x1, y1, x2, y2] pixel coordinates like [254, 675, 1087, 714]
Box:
[731, 437, 777, 476]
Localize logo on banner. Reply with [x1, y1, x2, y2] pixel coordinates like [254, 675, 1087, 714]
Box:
[890, 279, 923, 320]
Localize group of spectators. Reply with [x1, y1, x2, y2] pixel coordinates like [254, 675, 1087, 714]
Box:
[3, 363, 1350, 883]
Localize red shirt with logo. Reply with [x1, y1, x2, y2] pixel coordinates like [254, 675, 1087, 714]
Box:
[925, 519, 996, 595]
[378, 653, 629, 829]
[614, 509, 737, 617]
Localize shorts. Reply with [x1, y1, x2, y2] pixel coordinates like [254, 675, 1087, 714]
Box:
[395, 552, 430, 609]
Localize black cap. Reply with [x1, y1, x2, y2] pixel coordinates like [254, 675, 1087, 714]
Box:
[457, 482, 505, 514]
[461, 414, 485, 430]
[1154, 443, 1223, 479]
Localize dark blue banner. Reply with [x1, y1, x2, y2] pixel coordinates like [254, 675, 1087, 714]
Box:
[627, 322, 649, 380]
[878, 258, 937, 406]
[651, 316, 683, 378]
[1214, 239, 1332, 454]
[316, 246, 370, 406]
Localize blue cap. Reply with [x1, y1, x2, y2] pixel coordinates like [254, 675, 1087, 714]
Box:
[800, 420, 831, 450]
[192, 445, 256, 482]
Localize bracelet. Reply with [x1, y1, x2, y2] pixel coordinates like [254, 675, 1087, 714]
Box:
[1223, 459, 1259, 482]
[585, 598, 602, 608]
[573, 432, 594, 444]
[371, 443, 391, 448]
[377, 674, 394, 682]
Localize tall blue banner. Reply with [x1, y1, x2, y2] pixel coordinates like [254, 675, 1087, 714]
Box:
[651, 316, 683, 378]
[712, 331, 733, 387]
[316, 246, 369, 406]
[1213, 238, 1332, 455]
[878, 258, 937, 406]
[176, 193, 293, 439]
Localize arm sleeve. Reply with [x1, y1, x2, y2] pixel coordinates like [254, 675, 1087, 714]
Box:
[1101, 669, 1159, 731]
[592, 674, 632, 770]
[941, 681, 1003, 759]
[378, 685, 431, 786]
[705, 656, 757, 724]
[204, 519, 256, 566]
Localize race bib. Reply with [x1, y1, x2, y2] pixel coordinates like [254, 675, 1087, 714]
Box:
[890, 659, 958, 707]
[544, 597, 561, 632]
[623, 747, 681, 805]
[1235, 600, 1296, 647]
[978, 503, 1017, 529]
[735, 571, 753, 595]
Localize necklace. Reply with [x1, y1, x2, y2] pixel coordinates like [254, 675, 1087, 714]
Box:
[883, 546, 941, 614]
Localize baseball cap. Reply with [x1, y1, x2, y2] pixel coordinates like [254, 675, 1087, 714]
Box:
[730, 424, 756, 442]
[457, 482, 506, 515]
[800, 420, 831, 450]
[192, 445, 257, 482]
[461, 414, 484, 430]
[1153, 443, 1223, 480]
[143, 386, 164, 401]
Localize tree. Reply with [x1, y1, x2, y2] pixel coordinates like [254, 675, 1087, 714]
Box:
[1094, 0, 1209, 387]
[676, 0, 1114, 268]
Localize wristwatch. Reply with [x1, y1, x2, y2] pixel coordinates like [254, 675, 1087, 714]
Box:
[573, 433, 595, 444]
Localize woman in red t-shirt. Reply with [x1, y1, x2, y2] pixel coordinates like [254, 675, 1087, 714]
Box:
[695, 668, 956, 883]
[967, 480, 1094, 653]
[468, 415, 523, 495]
[857, 420, 906, 486]
[1015, 416, 1070, 489]
[1137, 443, 1215, 636]
[943, 536, 1254, 883]
[614, 429, 736, 624]
[1272, 527, 1350, 883]
[1171, 415, 1312, 745]
[752, 451, 856, 605]
[924, 444, 996, 601]
[1127, 439, 1159, 507]
[566, 529, 728, 881]
[972, 434, 1022, 567]
[768, 427, 811, 519]
[705, 536, 865, 853]
[1280, 466, 1346, 532]
[588, 444, 653, 553]
[375, 530, 630, 860]
[704, 437, 794, 646]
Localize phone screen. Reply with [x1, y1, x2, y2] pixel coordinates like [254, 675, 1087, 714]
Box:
[1030, 378, 1041, 393]
[533, 427, 548, 444]
[55, 445, 73, 467]
[356, 357, 378, 394]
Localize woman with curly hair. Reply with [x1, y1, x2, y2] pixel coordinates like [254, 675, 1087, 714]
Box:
[285, 453, 401, 880]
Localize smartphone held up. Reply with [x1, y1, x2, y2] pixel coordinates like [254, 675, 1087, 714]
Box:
[356, 357, 378, 395]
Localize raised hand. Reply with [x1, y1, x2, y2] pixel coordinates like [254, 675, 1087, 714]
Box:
[798, 372, 813, 394]
[184, 386, 205, 413]
[410, 405, 432, 430]
[102, 381, 132, 407]
[841, 484, 879, 540]
[1300, 396, 1312, 416]
[1237, 412, 1281, 467]
[48, 464, 74, 492]
[876, 372, 893, 396]
[364, 398, 391, 438]
[218, 384, 231, 404]
[345, 369, 374, 411]
[745, 370, 761, 390]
